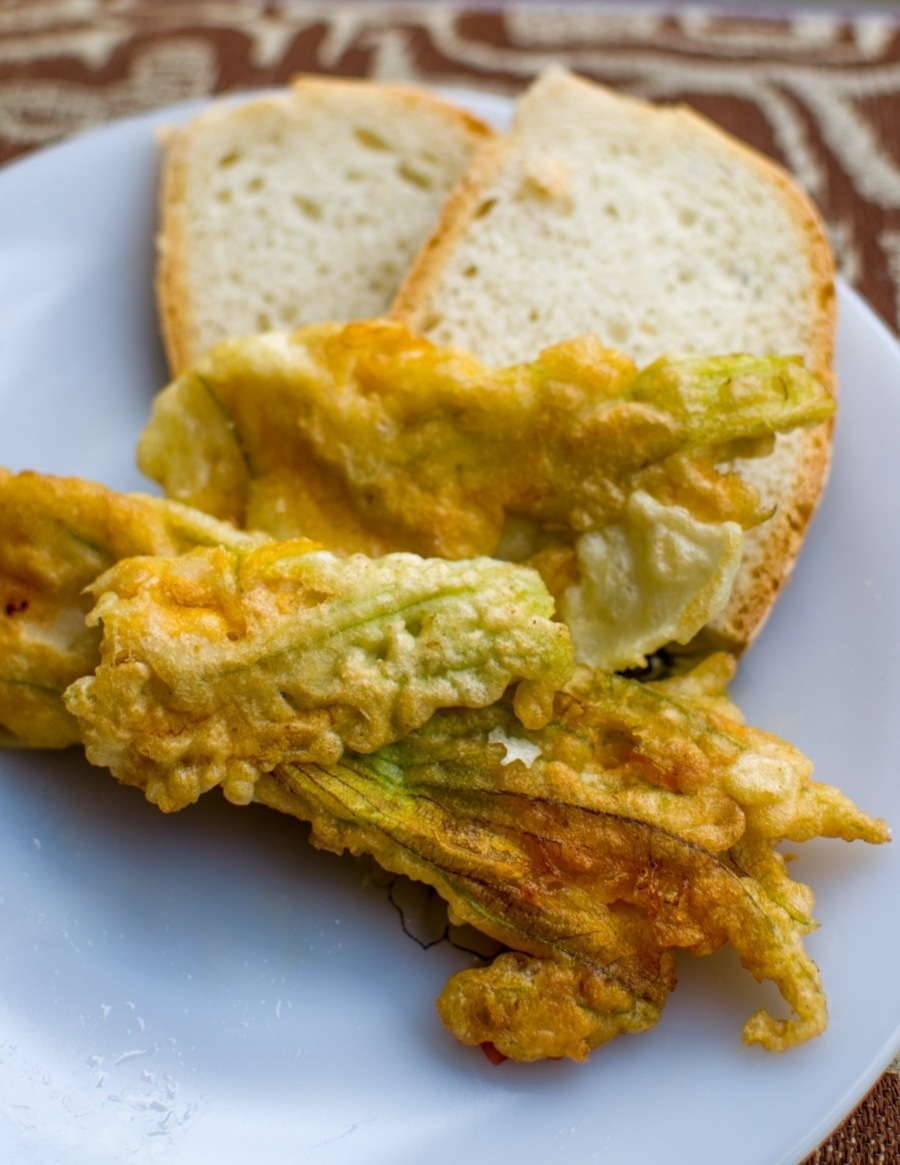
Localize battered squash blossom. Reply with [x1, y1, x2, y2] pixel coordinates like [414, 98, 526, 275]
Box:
[137, 320, 835, 669]
[67, 646, 890, 1060]
[0, 324, 887, 1066]
[63, 540, 573, 810]
[0, 468, 266, 749]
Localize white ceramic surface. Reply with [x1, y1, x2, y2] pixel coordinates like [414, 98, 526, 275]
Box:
[0, 92, 898, 1165]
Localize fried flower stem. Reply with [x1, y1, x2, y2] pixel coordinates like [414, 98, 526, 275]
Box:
[0, 468, 266, 748]
[64, 540, 573, 811]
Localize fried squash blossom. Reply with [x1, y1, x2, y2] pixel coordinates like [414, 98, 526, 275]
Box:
[137, 320, 835, 669]
[64, 540, 572, 810]
[0, 468, 267, 748]
[64, 630, 890, 1059]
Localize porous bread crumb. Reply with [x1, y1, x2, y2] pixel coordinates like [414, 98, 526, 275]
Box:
[157, 77, 494, 373]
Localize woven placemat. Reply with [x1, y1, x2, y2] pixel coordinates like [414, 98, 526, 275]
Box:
[1, 3, 897, 1161]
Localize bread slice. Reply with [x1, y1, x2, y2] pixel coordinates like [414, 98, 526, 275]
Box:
[156, 76, 494, 374]
[391, 67, 837, 655]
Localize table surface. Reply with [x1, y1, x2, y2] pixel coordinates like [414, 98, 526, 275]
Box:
[0, 3, 897, 1162]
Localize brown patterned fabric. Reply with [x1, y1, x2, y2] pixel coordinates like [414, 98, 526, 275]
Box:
[0, 2, 897, 1160]
[3, 0, 900, 329]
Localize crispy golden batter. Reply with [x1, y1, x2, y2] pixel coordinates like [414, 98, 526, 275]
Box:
[137, 321, 834, 668]
[137, 321, 832, 550]
[64, 541, 573, 810]
[1, 337, 884, 1067]
[0, 468, 265, 748]
[245, 657, 885, 1060]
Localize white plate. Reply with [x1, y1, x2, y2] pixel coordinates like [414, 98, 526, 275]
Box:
[0, 90, 898, 1165]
